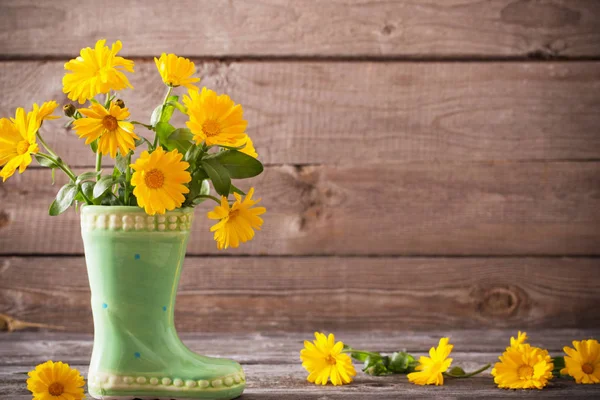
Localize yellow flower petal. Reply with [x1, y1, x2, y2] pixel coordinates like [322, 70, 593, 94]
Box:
[183, 87, 247, 147]
[0, 106, 40, 181]
[407, 337, 453, 386]
[300, 332, 356, 386]
[26, 361, 85, 400]
[207, 187, 265, 250]
[155, 53, 200, 90]
[73, 101, 138, 158]
[491, 335, 554, 390]
[63, 39, 134, 104]
[562, 339, 600, 384]
[130, 147, 191, 215]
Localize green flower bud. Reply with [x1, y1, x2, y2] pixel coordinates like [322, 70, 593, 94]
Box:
[63, 104, 76, 117]
[115, 99, 125, 108]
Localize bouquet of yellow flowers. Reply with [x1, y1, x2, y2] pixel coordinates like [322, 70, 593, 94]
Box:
[0, 39, 265, 250]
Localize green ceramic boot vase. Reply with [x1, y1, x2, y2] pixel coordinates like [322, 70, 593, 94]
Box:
[81, 206, 245, 400]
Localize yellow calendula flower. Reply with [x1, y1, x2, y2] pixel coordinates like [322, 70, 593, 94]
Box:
[130, 147, 192, 215]
[0, 107, 40, 181]
[73, 101, 139, 158]
[510, 331, 528, 348]
[407, 337, 454, 386]
[63, 39, 134, 104]
[208, 188, 265, 250]
[561, 339, 600, 384]
[300, 332, 357, 386]
[236, 135, 258, 158]
[491, 333, 553, 390]
[27, 360, 85, 400]
[155, 53, 200, 90]
[33, 101, 60, 123]
[183, 87, 247, 147]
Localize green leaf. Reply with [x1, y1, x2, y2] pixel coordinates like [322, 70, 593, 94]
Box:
[200, 158, 231, 196]
[214, 150, 263, 179]
[76, 171, 101, 185]
[363, 356, 392, 376]
[150, 95, 179, 127]
[166, 100, 187, 114]
[49, 183, 78, 216]
[150, 104, 165, 127]
[81, 181, 95, 202]
[552, 356, 566, 377]
[164, 128, 193, 153]
[93, 175, 115, 199]
[230, 183, 246, 196]
[115, 152, 130, 173]
[448, 366, 466, 377]
[35, 154, 58, 168]
[155, 121, 176, 147]
[214, 143, 246, 151]
[388, 352, 417, 373]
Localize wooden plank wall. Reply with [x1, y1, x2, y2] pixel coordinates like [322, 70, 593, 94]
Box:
[1, 0, 599, 333]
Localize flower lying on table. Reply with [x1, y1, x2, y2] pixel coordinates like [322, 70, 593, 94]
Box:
[492, 331, 554, 390]
[27, 360, 85, 400]
[300, 332, 489, 386]
[300, 332, 357, 385]
[561, 339, 600, 384]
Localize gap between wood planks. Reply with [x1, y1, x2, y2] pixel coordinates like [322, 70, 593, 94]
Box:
[2, 254, 600, 259]
[3, 55, 600, 63]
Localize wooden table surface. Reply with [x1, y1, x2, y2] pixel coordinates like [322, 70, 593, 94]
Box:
[2, 329, 599, 399]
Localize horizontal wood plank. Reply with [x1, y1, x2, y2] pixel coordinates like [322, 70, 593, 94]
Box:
[2, 362, 597, 399]
[1, 1, 600, 58]
[2, 257, 599, 333]
[2, 329, 600, 398]
[1, 61, 600, 165]
[3, 330, 599, 366]
[1, 162, 599, 256]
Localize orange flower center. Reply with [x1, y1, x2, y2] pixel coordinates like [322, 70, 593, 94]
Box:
[16, 140, 30, 155]
[144, 169, 165, 189]
[228, 209, 239, 220]
[325, 354, 337, 365]
[165, 74, 181, 87]
[48, 382, 64, 396]
[517, 365, 533, 379]
[582, 363, 594, 374]
[202, 120, 221, 137]
[102, 115, 119, 131]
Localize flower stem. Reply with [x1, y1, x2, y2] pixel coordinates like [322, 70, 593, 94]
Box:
[342, 349, 382, 358]
[35, 153, 93, 205]
[35, 153, 76, 182]
[163, 86, 173, 104]
[95, 150, 102, 182]
[124, 153, 132, 205]
[443, 364, 491, 379]
[195, 194, 222, 204]
[152, 86, 174, 149]
[36, 132, 59, 159]
[131, 121, 153, 130]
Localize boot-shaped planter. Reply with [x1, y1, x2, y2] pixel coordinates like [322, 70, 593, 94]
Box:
[81, 206, 245, 400]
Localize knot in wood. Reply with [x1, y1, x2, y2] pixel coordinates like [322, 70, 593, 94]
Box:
[478, 286, 521, 317]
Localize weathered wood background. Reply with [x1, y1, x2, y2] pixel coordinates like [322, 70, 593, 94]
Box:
[1, 0, 600, 334]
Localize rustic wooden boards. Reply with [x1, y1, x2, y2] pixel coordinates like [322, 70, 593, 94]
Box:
[2, 0, 600, 58]
[2, 331, 600, 398]
[1, 162, 599, 256]
[1, 61, 600, 165]
[1, 1, 600, 337]
[2, 256, 599, 332]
